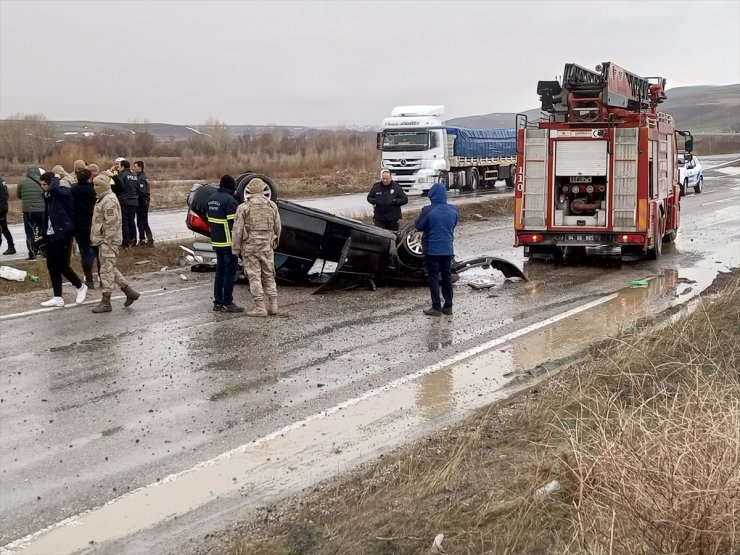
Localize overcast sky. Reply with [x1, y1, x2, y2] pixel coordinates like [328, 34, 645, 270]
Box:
[1, 0, 738, 127]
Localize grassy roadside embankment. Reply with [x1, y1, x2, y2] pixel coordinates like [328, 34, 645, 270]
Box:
[216, 272, 739, 555]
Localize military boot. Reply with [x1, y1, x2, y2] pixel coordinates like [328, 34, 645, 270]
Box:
[121, 285, 141, 307]
[246, 300, 267, 317]
[267, 297, 280, 316]
[92, 293, 112, 313]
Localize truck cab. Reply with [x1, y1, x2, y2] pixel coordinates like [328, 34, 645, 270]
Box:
[378, 105, 447, 194]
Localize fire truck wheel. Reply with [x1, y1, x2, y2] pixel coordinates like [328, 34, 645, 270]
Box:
[466, 168, 479, 192]
[648, 211, 663, 260]
[680, 179, 688, 197]
[694, 176, 703, 194]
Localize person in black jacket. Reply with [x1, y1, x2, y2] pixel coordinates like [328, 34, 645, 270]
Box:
[0, 175, 16, 255]
[366, 169, 408, 231]
[37, 172, 87, 307]
[207, 175, 243, 313]
[111, 159, 139, 247]
[133, 161, 154, 246]
[71, 168, 97, 287]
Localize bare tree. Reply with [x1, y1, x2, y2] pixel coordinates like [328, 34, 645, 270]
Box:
[0, 113, 56, 162]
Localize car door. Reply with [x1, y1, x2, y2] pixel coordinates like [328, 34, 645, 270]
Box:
[686, 158, 697, 183]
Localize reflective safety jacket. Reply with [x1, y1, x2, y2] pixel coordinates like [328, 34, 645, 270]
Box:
[207, 187, 239, 251]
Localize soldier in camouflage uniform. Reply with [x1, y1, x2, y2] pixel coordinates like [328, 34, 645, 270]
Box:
[90, 173, 140, 313]
[232, 178, 282, 317]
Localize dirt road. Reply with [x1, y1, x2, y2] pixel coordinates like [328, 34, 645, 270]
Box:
[0, 170, 738, 554]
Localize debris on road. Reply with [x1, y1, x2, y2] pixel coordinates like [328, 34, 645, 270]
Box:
[0, 266, 27, 281]
[431, 532, 446, 553]
[631, 279, 650, 288]
[535, 479, 561, 499]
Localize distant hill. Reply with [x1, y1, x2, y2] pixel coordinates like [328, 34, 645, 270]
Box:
[447, 84, 740, 133]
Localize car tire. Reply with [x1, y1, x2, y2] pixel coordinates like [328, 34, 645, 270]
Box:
[694, 176, 703, 194]
[235, 172, 278, 203]
[680, 179, 687, 197]
[396, 223, 425, 266]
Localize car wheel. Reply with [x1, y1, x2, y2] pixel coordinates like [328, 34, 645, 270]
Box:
[680, 179, 687, 197]
[694, 176, 703, 194]
[396, 223, 425, 266]
[235, 172, 278, 203]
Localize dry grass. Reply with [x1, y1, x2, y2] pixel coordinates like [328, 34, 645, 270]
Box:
[0, 241, 193, 297]
[216, 274, 739, 555]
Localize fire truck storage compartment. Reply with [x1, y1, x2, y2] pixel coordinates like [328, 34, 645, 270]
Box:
[554, 140, 608, 227]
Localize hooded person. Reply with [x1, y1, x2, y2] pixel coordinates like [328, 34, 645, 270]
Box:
[52, 164, 77, 187]
[16, 164, 46, 259]
[414, 182, 458, 316]
[71, 168, 97, 287]
[232, 178, 282, 317]
[206, 175, 243, 313]
[88, 163, 100, 180]
[37, 171, 88, 307]
[89, 173, 140, 313]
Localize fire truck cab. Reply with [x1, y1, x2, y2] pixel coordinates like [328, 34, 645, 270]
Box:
[514, 62, 693, 261]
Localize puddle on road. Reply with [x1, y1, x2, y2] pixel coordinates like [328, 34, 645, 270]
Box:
[5, 251, 739, 555]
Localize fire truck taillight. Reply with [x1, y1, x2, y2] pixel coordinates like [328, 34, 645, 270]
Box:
[518, 233, 542, 243]
[617, 234, 644, 244]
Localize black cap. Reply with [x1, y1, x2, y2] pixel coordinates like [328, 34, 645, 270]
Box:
[219, 175, 236, 192]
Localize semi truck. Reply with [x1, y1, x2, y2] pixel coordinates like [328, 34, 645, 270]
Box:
[514, 62, 693, 261]
[377, 105, 517, 194]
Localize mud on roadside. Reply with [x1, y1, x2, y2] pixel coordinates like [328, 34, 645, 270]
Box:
[191, 269, 740, 555]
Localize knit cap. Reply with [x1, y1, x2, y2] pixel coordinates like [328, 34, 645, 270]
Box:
[219, 175, 236, 192]
[88, 163, 100, 174]
[52, 164, 68, 176]
[73, 159, 87, 171]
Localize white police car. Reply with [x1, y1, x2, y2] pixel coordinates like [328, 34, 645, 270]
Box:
[678, 154, 703, 196]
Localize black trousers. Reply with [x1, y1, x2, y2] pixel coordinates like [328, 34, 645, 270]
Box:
[136, 203, 153, 242]
[45, 235, 82, 296]
[74, 230, 96, 283]
[0, 209, 14, 248]
[424, 254, 453, 311]
[374, 219, 400, 232]
[121, 205, 137, 247]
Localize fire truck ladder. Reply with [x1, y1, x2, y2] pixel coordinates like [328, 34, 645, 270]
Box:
[563, 62, 652, 112]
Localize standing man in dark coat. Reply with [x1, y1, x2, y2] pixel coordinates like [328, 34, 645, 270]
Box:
[367, 169, 408, 231]
[71, 168, 97, 288]
[133, 161, 153, 246]
[0, 175, 16, 255]
[37, 172, 88, 307]
[111, 159, 139, 247]
[415, 182, 458, 317]
[16, 164, 46, 259]
[207, 175, 243, 313]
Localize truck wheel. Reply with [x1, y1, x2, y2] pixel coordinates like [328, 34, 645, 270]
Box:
[680, 179, 687, 197]
[437, 171, 449, 190]
[235, 172, 278, 203]
[694, 176, 703, 194]
[647, 211, 662, 260]
[466, 168, 479, 192]
[505, 165, 516, 188]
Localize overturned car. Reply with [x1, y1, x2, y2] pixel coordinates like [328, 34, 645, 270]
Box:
[185, 171, 525, 293]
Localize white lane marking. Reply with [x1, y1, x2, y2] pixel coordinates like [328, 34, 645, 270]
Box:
[0, 292, 617, 554]
[705, 158, 740, 170]
[0, 285, 205, 322]
[700, 195, 740, 207]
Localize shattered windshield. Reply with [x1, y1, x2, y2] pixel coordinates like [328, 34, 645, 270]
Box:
[382, 131, 429, 152]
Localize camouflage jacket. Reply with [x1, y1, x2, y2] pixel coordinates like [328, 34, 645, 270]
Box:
[90, 190, 123, 247]
[232, 195, 281, 255]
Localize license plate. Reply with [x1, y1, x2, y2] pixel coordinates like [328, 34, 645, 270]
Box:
[554, 234, 604, 243]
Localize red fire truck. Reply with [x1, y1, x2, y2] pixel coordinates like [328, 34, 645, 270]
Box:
[514, 62, 693, 261]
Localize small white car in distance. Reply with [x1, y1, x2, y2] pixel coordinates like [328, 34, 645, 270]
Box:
[677, 154, 703, 195]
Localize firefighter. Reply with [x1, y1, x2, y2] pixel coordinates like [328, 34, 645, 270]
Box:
[207, 175, 243, 313]
[232, 178, 282, 317]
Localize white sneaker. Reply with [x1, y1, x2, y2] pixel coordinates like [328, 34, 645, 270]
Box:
[75, 283, 88, 304]
[40, 297, 65, 307]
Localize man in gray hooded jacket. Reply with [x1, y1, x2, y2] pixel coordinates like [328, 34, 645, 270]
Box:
[16, 165, 46, 259]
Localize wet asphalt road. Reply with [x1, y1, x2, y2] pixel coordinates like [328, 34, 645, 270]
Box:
[1, 167, 739, 553]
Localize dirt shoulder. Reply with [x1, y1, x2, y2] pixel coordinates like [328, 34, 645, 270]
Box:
[193, 270, 739, 555]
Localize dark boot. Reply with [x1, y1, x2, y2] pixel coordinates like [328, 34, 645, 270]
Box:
[86, 279, 95, 290]
[222, 302, 244, 313]
[92, 293, 112, 313]
[121, 284, 140, 307]
[2, 245, 16, 255]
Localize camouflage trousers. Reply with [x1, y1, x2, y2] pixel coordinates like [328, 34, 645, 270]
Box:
[242, 250, 277, 302]
[98, 243, 128, 294]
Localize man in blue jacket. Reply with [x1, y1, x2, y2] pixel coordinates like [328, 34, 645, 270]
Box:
[207, 175, 243, 313]
[415, 182, 458, 316]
